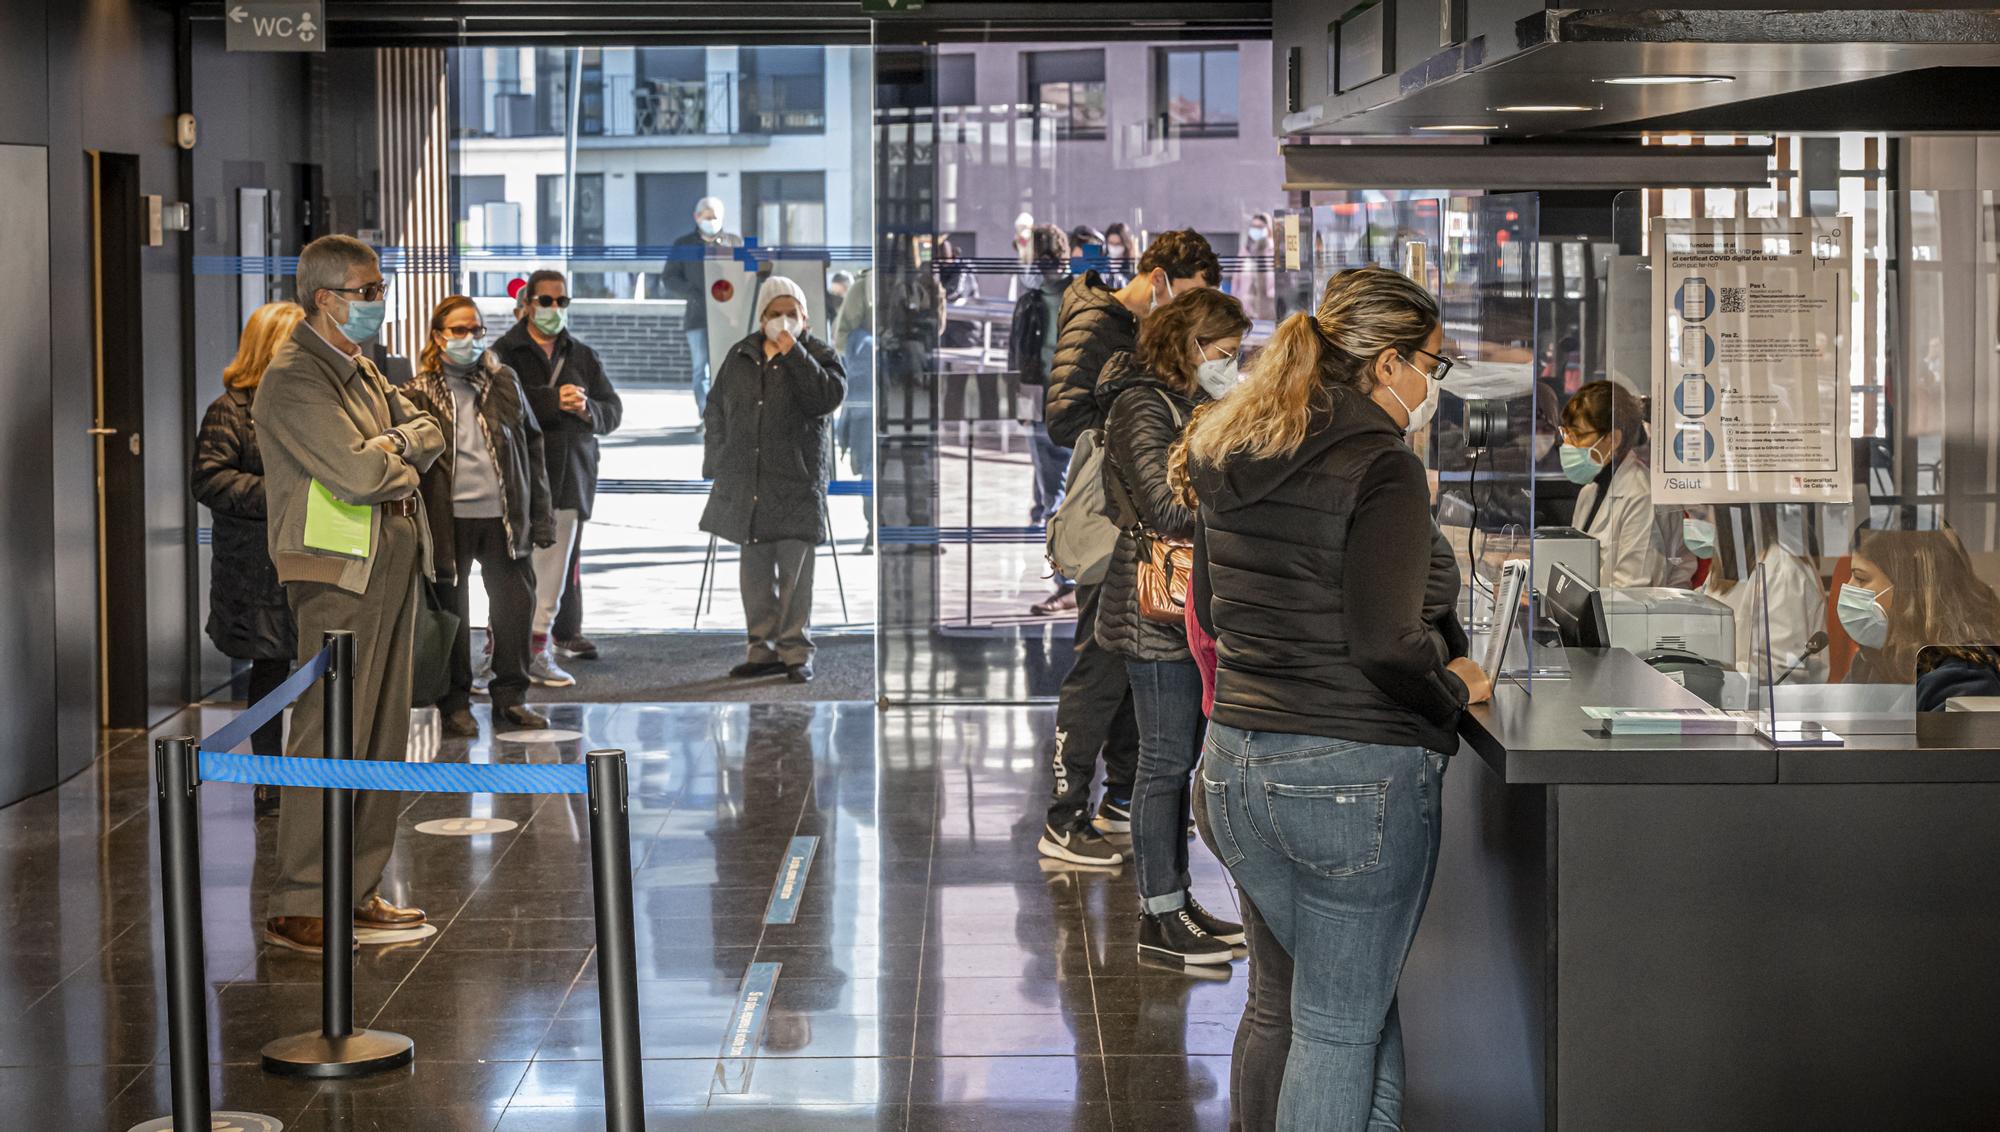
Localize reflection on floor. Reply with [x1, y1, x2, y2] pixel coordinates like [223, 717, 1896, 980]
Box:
[1, 701, 1240, 1129]
[524, 633, 874, 704]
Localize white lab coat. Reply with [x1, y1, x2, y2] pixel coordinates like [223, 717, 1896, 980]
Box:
[1705, 547, 1827, 683]
[1574, 453, 1678, 588]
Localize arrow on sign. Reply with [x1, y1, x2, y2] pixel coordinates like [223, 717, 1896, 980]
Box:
[229, 6, 247, 21]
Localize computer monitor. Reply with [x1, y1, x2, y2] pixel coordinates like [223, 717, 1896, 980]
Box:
[1544, 562, 1610, 648]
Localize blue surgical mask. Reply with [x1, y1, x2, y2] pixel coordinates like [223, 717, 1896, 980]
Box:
[442, 336, 481, 366]
[1559, 442, 1606, 486]
[1683, 518, 1718, 559]
[1837, 582, 1891, 650]
[336, 298, 386, 345]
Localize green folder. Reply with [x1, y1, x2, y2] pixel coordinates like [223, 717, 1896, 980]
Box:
[303, 479, 371, 558]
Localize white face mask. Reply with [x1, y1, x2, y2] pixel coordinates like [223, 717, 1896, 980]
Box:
[441, 335, 481, 366]
[1196, 355, 1240, 399]
[697, 216, 722, 237]
[763, 315, 805, 340]
[1247, 226, 1268, 242]
[1389, 357, 1442, 433]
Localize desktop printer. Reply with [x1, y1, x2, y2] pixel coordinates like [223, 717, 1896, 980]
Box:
[1601, 588, 1736, 667]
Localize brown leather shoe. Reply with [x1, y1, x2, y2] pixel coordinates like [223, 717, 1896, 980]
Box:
[354, 894, 426, 931]
[263, 916, 355, 955]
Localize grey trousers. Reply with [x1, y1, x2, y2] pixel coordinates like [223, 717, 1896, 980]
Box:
[740, 538, 816, 666]
[266, 513, 421, 920]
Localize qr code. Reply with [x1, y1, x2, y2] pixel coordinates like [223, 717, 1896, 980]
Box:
[1719, 287, 1746, 314]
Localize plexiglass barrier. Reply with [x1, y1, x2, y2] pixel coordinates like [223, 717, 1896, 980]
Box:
[1536, 189, 2000, 740]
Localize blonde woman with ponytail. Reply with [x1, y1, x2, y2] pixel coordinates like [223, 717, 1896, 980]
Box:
[1185, 264, 1490, 1132]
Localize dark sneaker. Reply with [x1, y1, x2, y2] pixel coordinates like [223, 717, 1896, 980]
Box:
[1137, 908, 1235, 966]
[729, 660, 788, 679]
[1036, 822, 1125, 867]
[1091, 796, 1132, 836]
[1030, 587, 1078, 616]
[1185, 894, 1245, 946]
[498, 704, 551, 732]
[556, 636, 599, 661]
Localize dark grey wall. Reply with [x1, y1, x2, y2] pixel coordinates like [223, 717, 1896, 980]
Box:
[0, 0, 193, 804]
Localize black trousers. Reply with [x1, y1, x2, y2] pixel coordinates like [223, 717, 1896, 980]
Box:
[438, 516, 537, 714]
[553, 520, 584, 642]
[1230, 890, 1291, 1132]
[1045, 581, 1140, 830]
[246, 657, 292, 757]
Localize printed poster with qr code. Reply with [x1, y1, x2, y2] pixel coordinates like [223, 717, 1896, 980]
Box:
[1649, 217, 1852, 505]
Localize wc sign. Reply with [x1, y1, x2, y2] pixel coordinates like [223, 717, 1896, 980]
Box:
[224, 0, 326, 53]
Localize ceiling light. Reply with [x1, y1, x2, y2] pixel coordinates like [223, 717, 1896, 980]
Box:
[1598, 74, 1735, 87]
[1491, 104, 1599, 113]
[1416, 124, 1502, 132]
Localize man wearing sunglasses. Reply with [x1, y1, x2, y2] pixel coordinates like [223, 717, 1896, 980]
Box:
[492, 270, 624, 686]
[252, 234, 445, 954]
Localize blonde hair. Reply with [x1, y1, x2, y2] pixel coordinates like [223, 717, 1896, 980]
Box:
[1184, 264, 1438, 468]
[420, 295, 481, 375]
[224, 301, 306, 389]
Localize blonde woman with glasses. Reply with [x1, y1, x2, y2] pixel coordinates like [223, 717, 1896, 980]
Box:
[1184, 264, 1491, 1132]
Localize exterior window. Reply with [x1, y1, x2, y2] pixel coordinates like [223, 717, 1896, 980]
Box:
[743, 171, 826, 247]
[635, 47, 710, 137]
[574, 173, 605, 249]
[639, 172, 707, 248]
[1154, 46, 1238, 137]
[534, 48, 568, 136]
[1025, 50, 1107, 140]
[535, 174, 564, 247]
[938, 54, 977, 107]
[741, 47, 827, 135]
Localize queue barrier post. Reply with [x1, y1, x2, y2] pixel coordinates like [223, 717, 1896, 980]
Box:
[155, 735, 212, 1132]
[261, 629, 415, 1078]
[587, 749, 645, 1130]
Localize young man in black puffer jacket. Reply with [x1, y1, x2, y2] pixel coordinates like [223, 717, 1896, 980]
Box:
[1035, 228, 1221, 867]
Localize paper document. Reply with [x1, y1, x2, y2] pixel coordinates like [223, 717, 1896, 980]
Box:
[303, 479, 371, 558]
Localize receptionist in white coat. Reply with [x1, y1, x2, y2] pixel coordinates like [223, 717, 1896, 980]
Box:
[1559, 380, 1689, 588]
[1685, 505, 1827, 683]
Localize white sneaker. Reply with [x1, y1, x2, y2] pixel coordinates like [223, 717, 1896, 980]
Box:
[471, 652, 495, 696]
[529, 648, 575, 688]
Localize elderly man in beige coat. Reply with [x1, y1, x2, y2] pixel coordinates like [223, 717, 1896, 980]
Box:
[254, 234, 445, 954]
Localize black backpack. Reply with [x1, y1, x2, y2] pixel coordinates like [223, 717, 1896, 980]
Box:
[1009, 287, 1052, 386]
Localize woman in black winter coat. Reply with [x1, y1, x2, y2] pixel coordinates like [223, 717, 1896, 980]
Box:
[190, 301, 304, 769]
[1098, 287, 1252, 966]
[700, 275, 848, 683]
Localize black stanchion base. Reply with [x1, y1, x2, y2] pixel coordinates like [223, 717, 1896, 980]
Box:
[260, 1029, 414, 1078]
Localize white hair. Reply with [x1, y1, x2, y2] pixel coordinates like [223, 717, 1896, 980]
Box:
[696, 196, 725, 219]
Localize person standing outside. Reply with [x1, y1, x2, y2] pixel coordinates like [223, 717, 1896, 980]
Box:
[665, 196, 743, 421]
[1036, 228, 1221, 867]
[254, 235, 445, 954]
[492, 269, 624, 687]
[406, 296, 557, 737]
[192, 300, 304, 815]
[701, 277, 847, 684]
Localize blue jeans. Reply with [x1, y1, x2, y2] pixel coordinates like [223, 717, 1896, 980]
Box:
[1200, 723, 1446, 1132]
[1127, 657, 1208, 914]
[687, 327, 711, 415]
[1028, 421, 1071, 524]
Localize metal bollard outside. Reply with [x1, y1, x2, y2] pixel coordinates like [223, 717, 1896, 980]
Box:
[262, 629, 414, 1078]
[154, 735, 212, 1132]
[587, 749, 644, 1130]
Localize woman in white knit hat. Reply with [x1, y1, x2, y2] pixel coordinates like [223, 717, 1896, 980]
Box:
[699, 275, 849, 683]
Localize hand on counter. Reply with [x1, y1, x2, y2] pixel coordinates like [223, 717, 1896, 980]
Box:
[1449, 656, 1493, 705]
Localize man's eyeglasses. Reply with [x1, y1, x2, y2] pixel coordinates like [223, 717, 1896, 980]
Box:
[330, 283, 388, 303]
[531, 294, 572, 309]
[1405, 346, 1454, 383]
[441, 326, 487, 341]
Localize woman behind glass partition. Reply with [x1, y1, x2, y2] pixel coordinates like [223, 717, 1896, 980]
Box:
[1686, 505, 1827, 685]
[1840, 528, 2000, 711]
[1559, 380, 1692, 588]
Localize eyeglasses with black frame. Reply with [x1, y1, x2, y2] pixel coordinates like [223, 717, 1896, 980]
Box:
[1405, 346, 1454, 383]
[440, 325, 488, 341]
[329, 283, 388, 303]
[531, 294, 572, 309]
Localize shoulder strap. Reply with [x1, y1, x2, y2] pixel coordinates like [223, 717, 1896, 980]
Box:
[1105, 387, 1187, 534]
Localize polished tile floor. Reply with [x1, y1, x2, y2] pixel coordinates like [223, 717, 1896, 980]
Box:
[0, 701, 1243, 1129]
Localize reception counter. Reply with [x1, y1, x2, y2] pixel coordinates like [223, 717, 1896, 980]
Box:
[1400, 647, 2000, 1131]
